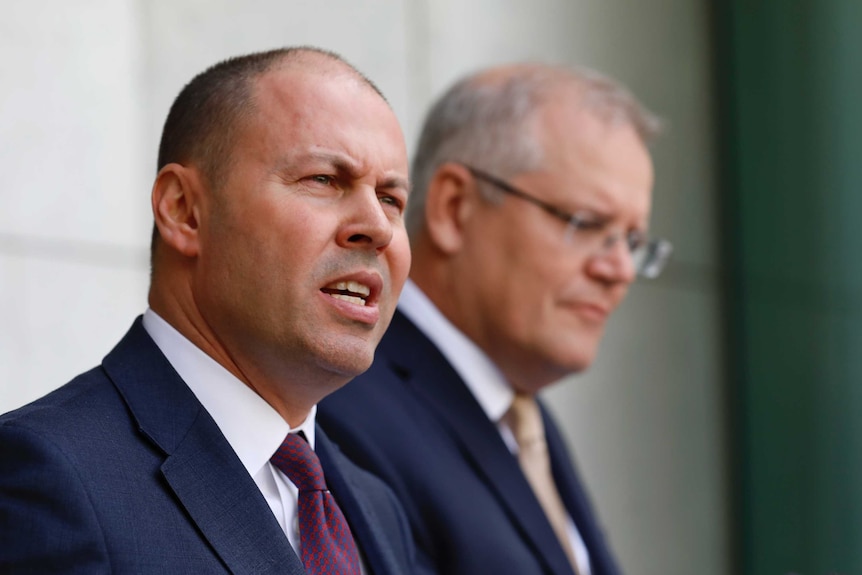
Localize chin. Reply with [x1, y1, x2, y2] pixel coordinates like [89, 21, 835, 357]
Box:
[324, 358, 373, 380]
[550, 346, 599, 375]
[312, 331, 378, 374]
[324, 350, 375, 379]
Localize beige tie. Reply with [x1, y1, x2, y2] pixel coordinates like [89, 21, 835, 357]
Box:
[508, 393, 581, 575]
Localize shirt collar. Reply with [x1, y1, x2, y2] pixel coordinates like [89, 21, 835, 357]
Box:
[398, 279, 514, 423]
[142, 309, 316, 478]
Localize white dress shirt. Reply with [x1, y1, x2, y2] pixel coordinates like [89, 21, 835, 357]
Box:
[399, 280, 592, 574]
[142, 309, 312, 555]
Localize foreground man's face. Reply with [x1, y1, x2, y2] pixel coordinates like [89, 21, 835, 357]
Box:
[195, 65, 411, 387]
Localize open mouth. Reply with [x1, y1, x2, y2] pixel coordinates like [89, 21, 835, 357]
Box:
[321, 280, 371, 306]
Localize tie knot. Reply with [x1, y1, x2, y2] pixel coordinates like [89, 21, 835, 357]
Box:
[507, 393, 545, 449]
[271, 433, 327, 492]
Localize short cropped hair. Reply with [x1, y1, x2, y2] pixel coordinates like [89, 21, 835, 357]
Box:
[406, 64, 661, 237]
[151, 46, 383, 255]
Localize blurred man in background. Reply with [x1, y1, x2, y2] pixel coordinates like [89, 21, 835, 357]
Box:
[0, 47, 416, 574]
[319, 63, 672, 575]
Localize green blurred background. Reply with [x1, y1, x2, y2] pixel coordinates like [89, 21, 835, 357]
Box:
[717, 1, 862, 573]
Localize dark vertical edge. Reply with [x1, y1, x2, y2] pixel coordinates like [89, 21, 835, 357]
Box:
[708, 0, 748, 573]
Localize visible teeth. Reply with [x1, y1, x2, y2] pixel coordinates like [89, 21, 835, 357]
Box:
[323, 279, 371, 306]
[330, 293, 367, 306]
[328, 281, 370, 297]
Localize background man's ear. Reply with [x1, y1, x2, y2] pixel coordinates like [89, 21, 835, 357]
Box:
[423, 162, 479, 255]
[151, 164, 204, 258]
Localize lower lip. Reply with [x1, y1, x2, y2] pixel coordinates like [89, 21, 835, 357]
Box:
[321, 291, 380, 325]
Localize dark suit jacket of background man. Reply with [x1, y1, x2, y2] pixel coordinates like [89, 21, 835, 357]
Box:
[319, 309, 622, 575]
[0, 318, 415, 574]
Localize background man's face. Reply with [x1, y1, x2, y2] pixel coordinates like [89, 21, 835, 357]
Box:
[193, 65, 411, 388]
[464, 104, 654, 391]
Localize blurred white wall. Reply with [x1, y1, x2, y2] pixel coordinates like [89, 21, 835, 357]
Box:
[0, 1, 728, 574]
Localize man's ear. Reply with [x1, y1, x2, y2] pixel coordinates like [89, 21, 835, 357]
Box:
[424, 162, 479, 255]
[151, 163, 205, 258]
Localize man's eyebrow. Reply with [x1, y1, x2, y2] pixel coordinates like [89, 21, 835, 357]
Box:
[273, 150, 353, 172]
[379, 175, 410, 193]
[297, 151, 362, 173]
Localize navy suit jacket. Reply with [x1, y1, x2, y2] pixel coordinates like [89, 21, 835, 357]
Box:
[318, 310, 622, 575]
[0, 318, 415, 574]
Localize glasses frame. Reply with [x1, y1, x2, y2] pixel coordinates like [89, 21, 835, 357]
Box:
[463, 164, 586, 227]
[459, 162, 673, 279]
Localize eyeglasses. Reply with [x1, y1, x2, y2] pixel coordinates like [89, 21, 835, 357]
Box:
[461, 163, 673, 279]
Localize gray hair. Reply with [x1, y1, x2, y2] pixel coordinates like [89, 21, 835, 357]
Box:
[406, 64, 661, 237]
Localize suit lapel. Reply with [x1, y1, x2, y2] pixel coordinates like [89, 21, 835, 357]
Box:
[160, 419, 305, 575]
[381, 311, 575, 575]
[316, 428, 402, 575]
[102, 318, 305, 575]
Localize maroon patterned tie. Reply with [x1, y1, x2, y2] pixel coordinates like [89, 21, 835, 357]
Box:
[270, 433, 362, 575]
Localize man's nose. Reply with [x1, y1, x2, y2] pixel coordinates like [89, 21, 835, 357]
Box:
[337, 188, 394, 252]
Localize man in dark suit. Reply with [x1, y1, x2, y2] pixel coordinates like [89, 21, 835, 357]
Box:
[319, 63, 673, 575]
[0, 47, 416, 574]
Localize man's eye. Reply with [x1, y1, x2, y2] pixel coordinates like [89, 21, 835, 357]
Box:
[309, 175, 333, 185]
[379, 194, 405, 212]
[572, 213, 607, 232]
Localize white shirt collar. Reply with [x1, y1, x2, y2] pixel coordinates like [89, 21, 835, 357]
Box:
[398, 279, 514, 423]
[141, 309, 316, 479]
